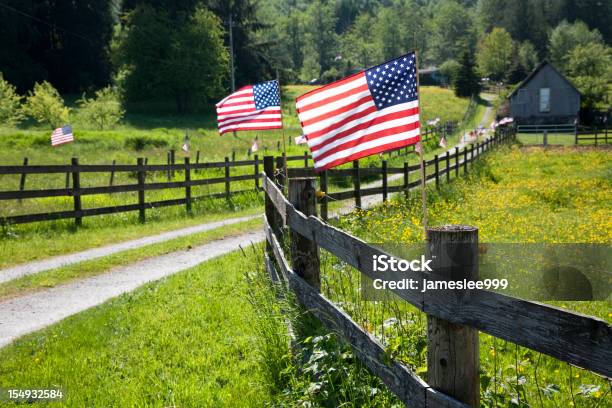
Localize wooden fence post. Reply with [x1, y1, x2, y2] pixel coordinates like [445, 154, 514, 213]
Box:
[403, 161, 409, 198]
[319, 170, 328, 221]
[170, 149, 175, 178]
[264, 156, 282, 241]
[184, 157, 191, 214]
[196, 150, 200, 165]
[445, 151, 450, 183]
[463, 147, 468, 174]
[353, 160, 361, 209]
[109, 159, 116, 186]
[224, 156, 231, 200]
[455, 149, 459, 177]
[71, 158, 82, 227]
[137, 157, 146, 223]
[232, 149, 236, 162]
[426, 225, 480, 407]
[288, 177, 321, 291]
[434, 155, 439, 189]
[304, 151, 308, 167]
[382, 160, 388, 202]
[543, 130, 548, 147]
[275, 155, 285, 190]
[254, 154, 260, 190]
[166, 152, 171, 180]
[19, 158, 28, 202]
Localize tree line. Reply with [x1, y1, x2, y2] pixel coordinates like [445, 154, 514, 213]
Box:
[0, 0, 609, 115]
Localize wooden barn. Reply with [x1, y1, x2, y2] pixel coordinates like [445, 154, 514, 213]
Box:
[508, 61, 581, 125]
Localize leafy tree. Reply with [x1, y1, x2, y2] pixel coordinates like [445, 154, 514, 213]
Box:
[566, 43, 612, 110]
[453, 50, 481, 97]
[77, 87, 125, 130]
[342, 13, 378, 68]
[112, 5, 228, 112]
[301, 0, 338, 80]
[22, 81, 70, 128]
[0, 73, 24, 127]
[517, 41, 539, 72]
[439, 59, 461, 85]
[0, 0, 114, 93]
[476, 27, 514, 81]
[375, 8, 403, 60]
[548, 20, 603, 71]
[429, 1, 476, 64]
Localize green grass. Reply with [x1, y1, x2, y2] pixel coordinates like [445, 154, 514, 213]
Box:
[0, 250, 274, 407]
[325, 144, 611, 406]
[0, 217, 261, 300]
[0, 201, 261, 269]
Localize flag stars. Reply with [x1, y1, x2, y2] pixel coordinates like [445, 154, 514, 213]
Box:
[364, 53, 418, 110]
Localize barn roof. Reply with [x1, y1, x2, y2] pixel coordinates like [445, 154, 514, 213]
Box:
[508, 61, 581, 98]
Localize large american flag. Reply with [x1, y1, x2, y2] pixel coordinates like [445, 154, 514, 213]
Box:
[296, 52, 420, 170]
[51, 125, 74, 146]
[216, 80, 283, 135]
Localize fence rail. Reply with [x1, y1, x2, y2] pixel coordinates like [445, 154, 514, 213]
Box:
[262, 127, 611, 406]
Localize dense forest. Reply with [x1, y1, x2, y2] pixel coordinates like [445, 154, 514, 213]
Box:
[0, 0, 610, 112]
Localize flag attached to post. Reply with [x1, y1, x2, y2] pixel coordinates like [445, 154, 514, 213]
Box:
[294, 134, 307, 145]
[216, 80, 283, 135]
[439, 137, 447, 149]
[296, 52, 420, 171]
[51, 125, 74, 147]
[251, 139, 259, 152]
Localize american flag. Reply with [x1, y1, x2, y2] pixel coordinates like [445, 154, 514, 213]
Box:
[296, 52, 420, 171]
[216, 80, 283, 135]
[51, 125, 74, 146]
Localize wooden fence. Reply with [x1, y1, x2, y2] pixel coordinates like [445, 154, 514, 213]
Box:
[0, 154, 311, 226]
[261, 129, 611, 406]
[517, 124, 610, 145]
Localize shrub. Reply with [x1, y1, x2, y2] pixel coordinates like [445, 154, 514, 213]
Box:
[0, 72, 24, 127]
[124, 136, 168, 151]
[77, 86, 125, 130]
[22, 81, 70, 128]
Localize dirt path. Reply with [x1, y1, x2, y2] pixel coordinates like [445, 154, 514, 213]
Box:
[0, 215, 258, 284]
[0, 229, 264, 348]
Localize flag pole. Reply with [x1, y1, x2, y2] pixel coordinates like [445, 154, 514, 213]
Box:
[414, 49, 429, 234]
[278, 76, 288, 193]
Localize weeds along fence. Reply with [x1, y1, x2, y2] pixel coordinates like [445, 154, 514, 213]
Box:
[0, 154, 311, 226]
[261, 129, 611, 406]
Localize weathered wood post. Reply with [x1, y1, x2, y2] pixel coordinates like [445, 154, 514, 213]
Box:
[304, 151, 309, 167]
[184, 157, 192, 214]
[463, 147, 468, 174]
[170, 149, 176, 178]
[224, 156, 231, 200]
[254, 154, 260, 190]
[382, 160, 388, 201]
[166, 152, 171, 180]
[403, 161, 409, 198]
[319, 170, 328, 221]
[19, 158, 28, 202]
[353, 160, 361, 208]
[137, 157, 146, 223]
[445, 151, 450, 183]
[289, 177, 321, 291]
[195, 150, 200, 165]
[434, 155, 439, 189]
[264, 156, 282, 241]
[71, 158, 82, 226]
[426, 225, 480, 407]
[109, 159, 116, 186]
[455, 149, 459, 177]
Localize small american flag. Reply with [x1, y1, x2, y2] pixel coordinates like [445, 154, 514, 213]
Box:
[439, 137, 447, 149]
[51, 125, 74, 146]
[296, 52, 420, 171]
[216, 80, 283, 135]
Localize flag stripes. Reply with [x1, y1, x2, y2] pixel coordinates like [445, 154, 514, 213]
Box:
[216, 81, 283, 135]
[296, 53, 421, 171]
[51, 125, 74, 147]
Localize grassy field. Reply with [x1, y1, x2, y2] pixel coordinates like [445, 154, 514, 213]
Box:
[326, 145, 611, 406]
[0, 250, 274, 407]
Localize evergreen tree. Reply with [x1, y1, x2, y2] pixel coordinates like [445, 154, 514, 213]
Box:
[453, 50, 481, 97]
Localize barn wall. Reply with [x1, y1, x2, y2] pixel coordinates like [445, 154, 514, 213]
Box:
[509, 64, 580, 124]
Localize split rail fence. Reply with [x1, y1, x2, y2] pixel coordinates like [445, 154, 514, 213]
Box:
[262, 128, 611, 407]
[0, 154, 311, 226]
